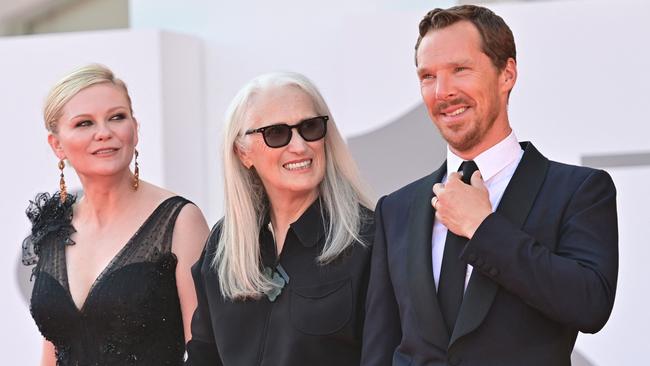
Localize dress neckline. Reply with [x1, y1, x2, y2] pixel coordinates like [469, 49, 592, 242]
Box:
[62, 196, 179, 313]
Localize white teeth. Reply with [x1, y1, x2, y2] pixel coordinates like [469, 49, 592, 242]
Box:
[284, 160, 312, 170]
[94, 149, 117, 155]
[446, 107, 467, 116]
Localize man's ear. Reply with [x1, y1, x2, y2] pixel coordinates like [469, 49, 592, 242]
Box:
[47, 133, 66, 160]
[501, 57, 517, 94]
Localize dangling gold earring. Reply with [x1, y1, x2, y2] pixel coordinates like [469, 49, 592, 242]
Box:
[58, 159, 67, 203]
[132, 149, 140, 191]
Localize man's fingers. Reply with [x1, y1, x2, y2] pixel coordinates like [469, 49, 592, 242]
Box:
[431, 196, 439, 210]
[432, 182, 444, 195]
[470, 170, 486, 190]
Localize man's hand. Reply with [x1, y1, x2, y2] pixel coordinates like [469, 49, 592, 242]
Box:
[431, 170, 492, 239]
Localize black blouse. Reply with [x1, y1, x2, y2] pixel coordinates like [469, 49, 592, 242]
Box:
[186, 199, 374, 366]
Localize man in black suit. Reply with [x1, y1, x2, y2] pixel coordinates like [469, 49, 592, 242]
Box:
[361, 5, 618, 366]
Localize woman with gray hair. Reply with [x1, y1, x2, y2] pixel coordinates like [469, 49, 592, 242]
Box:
[23, 64, 209, 365]
[186, 72, 374, 365]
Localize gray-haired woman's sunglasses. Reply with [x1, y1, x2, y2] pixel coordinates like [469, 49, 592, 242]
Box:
[245, 116, 328, 148]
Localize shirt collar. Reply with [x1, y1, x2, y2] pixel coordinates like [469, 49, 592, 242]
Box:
[446, 131, 522, 181]
[264, 197, 325, 249]
[290, 197, 326, 248]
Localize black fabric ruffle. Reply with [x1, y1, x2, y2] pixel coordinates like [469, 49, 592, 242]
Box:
[22, 192, 76, 268]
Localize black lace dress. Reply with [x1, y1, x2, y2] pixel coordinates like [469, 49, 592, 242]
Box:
[23, 193, 190, 366]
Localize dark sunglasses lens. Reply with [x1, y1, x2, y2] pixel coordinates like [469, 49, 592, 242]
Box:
[263, 125, 291, 147]
[298, 117, 327, 141]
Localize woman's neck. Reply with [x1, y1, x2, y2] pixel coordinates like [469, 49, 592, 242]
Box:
[75, 170, 139, 227]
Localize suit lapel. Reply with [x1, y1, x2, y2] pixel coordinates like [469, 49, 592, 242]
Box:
[450, 142, 549, 346]
[407, 162, 449, 350]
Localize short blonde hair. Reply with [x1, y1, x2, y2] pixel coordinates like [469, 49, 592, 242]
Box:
[44, 64, 133, 132]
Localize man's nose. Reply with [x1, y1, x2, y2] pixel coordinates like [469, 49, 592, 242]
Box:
[435, 74, 457, 100]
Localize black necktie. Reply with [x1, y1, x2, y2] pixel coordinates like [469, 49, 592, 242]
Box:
[437, 160, 478, 334]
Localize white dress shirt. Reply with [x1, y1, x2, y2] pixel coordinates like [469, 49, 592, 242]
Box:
[432, 131, 524, 291]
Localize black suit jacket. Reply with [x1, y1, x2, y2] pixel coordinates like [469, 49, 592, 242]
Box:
[361, 142, 618, 366]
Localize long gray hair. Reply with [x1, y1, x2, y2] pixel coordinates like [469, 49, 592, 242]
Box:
[214, 72, 374, 299]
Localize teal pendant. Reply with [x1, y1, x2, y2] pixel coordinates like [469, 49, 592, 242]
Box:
[262, 264, 290, 302]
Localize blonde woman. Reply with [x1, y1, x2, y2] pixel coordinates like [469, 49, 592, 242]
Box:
[23, 64, 209, 366]
[186, 72, 374, 366]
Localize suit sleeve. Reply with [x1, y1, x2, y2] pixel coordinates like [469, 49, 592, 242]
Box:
[463, 169, 618, 333]
[361, 196, 402, 365]
[185, 237, 223, 366]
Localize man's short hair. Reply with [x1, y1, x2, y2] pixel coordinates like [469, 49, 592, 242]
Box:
[415, 5, 516, 70]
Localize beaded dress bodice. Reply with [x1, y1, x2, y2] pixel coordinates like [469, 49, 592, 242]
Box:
[24, 193, 189, 366]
